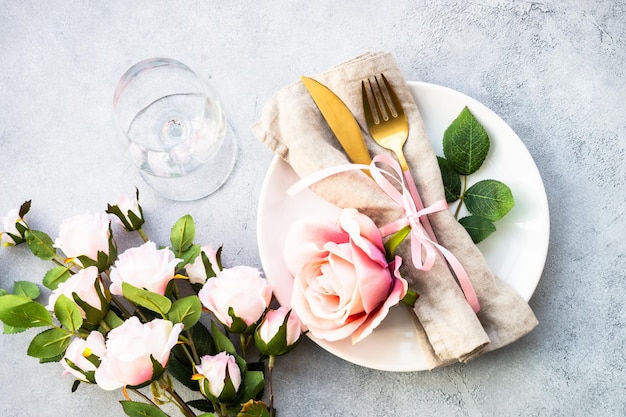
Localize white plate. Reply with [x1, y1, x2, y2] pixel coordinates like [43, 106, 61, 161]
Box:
[257, 81, 550, 371]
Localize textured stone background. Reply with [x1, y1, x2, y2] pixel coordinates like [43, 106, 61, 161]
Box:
[0, 1, 624, 416]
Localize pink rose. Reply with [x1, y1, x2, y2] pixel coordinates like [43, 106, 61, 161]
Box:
[198, 266, 273, 331]
[194, 352, 242, 401]
[109, 241, 181, 296]
[46, 266, 105, 317]
[95, 317, 183, 390]
[61, 331, 106, 382]
[284, 208, 408, 344]
[1, 208, 26, 246]
[255, 307, 302, 356]
[185, 245, 220, 285]
[107, 192, 144, 231]
[54, 211, 110, 262]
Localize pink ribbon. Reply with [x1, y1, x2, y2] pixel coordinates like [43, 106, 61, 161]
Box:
[287, 154, 480, 313]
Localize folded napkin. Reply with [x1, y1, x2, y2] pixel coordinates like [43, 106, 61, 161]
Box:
[252, 51, 537, 369]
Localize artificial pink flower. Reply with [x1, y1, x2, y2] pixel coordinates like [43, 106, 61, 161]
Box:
[46, 266, 104, 317]
[255, 307, 302, 356]
[109, 241, 181, 296]
[198, 266, 272, 330]
[61, 331, 107, 382]
[185, 245, 220, 285]
[1, 208, 26, 246]
[94, 317, 183, 390]
[194, 352, 242, 401]
[54, 211, 110, 262]
[284, 208, 408, 344]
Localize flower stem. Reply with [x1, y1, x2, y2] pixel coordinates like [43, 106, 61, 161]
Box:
[130, 388, 154, 404]
[184, 329, 200, 364]
[111, 296, 133, 320]
[454, 175, 468, 220]
[239, 333, 250, 361]
[268, 355, 276, 417]
[137, 228, 149, 243]
[160, 378, 197, 417]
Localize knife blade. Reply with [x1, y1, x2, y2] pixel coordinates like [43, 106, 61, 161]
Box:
[301, 76, 372, 165]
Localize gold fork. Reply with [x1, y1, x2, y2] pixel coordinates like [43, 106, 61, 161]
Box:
[361, 74, 436, 240]
[361, 74, 410, 172]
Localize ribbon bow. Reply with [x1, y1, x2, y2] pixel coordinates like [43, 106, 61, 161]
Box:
[287, 154, 480, 313]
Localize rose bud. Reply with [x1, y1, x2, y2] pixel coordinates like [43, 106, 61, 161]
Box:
[1, 207, 28, 246]
[193, 352, 242, 403]
[94, 317, 183, 390]
[46, 266, 108, 322]
[185, 245, 221, 285]
[106, 190, 145, 232]
[198, 266, 273, 333]
[109, 241, 181, 296]
[254, 307, 302, 357]
[61, 331, 107, 383]
[53, 211, 113, 268]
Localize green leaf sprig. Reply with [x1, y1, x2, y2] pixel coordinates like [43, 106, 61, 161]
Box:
[438, 106, 515, 243]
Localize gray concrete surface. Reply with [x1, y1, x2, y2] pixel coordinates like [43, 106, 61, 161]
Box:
[0, 1, 624, 416]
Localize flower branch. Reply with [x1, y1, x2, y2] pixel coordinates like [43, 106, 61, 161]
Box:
[0, 190, 303, 417]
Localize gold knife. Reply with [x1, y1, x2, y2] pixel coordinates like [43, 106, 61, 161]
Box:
[301, 76, 372, 165]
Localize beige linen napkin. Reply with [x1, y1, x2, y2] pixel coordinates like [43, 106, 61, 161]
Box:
[252, 52, 537, 369]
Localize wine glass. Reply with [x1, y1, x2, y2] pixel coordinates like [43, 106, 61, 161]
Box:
[113, 58, 237, 201]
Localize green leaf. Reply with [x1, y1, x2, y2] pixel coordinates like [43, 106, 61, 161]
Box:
[42, 266, 72, 290]
[442, 106, 490, 175]
[170, 214, 195, 255]
[211, 321, 237, 355]
[400, 289, 419, 306]
[168, 295, 202, 328]
[237, 371, 266, 405]
[465, 179, 515, 221]
[0, 294, 31, 312]
[383, 226, 411, 261]
[119, 400, 169, 417]
[0, 296, 53, 328]
[54, 294, 83, 332]
[27, 328, 72, 359]
[237, 399, 270, 417]
[3, 324, 27, 334]
[187, 400, 215, 413]
[188, 321, 216, 357]
[122, 282, 172, 317]
[13, 281, 40, 300]
[72, 284, 109, 330]
[437, 156, 462, 203]
[176, 243, 201, 270]
[25, 229, 57, 260]
[459, 216, 497, 243]
[167, 350, 200, 391]
[103, 310, 124, 329]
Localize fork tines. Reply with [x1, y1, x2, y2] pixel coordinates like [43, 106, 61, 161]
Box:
[362, 74, 403, 125]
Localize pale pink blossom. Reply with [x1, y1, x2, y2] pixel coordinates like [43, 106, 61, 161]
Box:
[61, 331, 107, 382]
[46, 266, 104, 317]
[195, 352, 241, 400]
[255, 307, 302, 355]
[95, 317, 183, 390]
[198, 266, 272, 329]
[54, 211, 110, 261]
[185, 245, 220, 285]
[109, 241, 181, 296]
[109, 193, 144, 230]
[285, 208, 407, 344]
[1, 208, 25, 246]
